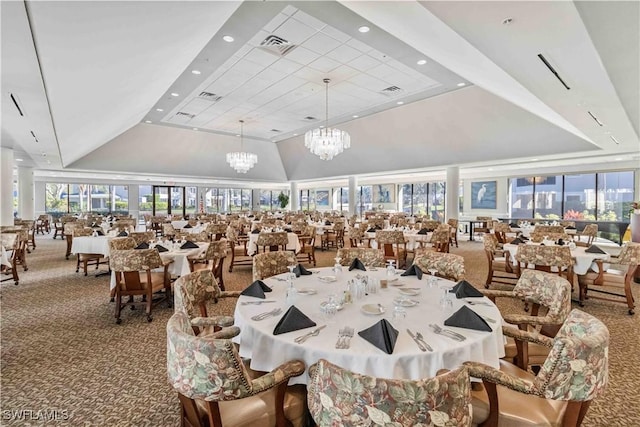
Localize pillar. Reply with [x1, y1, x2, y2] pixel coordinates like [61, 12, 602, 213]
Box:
[290, 182, 299, 212]
[0, 147, 14, 225]
[252, 189, 261, 212]
[348, 176, 357, 216]
[18, 166, 34, 219]
[128, 184, 139, 224]
[446, 166, 460, 219]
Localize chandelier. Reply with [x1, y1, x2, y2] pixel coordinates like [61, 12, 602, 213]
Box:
[226, 120, 257, 173]
[304, 78, 351, 161]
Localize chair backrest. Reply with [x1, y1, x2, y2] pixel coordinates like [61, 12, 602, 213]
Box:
[174, 270, 221, 320]
[252, 251, 297, 280]
[0, 232, 18, 249]
[336, 248, 385, 267]
[256, 231, 288, 248]
[422, 220, 440, 231]
[207, 223, 228, 239]
[483, 233, 500, 253]
[72, 227, 94, 237]
[533, 309, 609, 401]
[375, 230, 404, 245]
[308, 359, 471, 427]
[414, 251, 465, 281]
[110, 248, 162, 272]
[493, 222, 511, 233]
[534, 225, 565, 234]
[560, 221, 576, 228]
[129, 231, 154, 246]
[515, 245, 573, 269]
[430, 228, 451, 252]
[530, 232, 571, 243]
[513, 270, 572, 324]
[615, 242, 640, 265]
[162, 223, 176, 235]
[108, 237, 136, 250]
[447, 218, 459, 229]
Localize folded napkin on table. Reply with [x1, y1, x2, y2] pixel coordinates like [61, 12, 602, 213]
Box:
[273, 306, 316, 335]
[183, 224, 192, 229]
[366, 228, 376, 233]
[293, 264, 312, 277]
[358, 319, 398, 354]
[325, 220, 332, 226]
[449, 280, 484, 298]
[444, 306, 492, 332]
[241, 280, 272, 299]
[401, 264, 423, 279]
[348, 258, 366, 271]
[155, 245, 168, 253]
[509, 223, 519, 228]
[134, 242, 149, 250]
[251, 229, 260, 234]
[117, 231, 128, 237]
[94, 229, 105, 236]
[375, 225, 383, 230]
[180, 241, 199, 249]
[417, 228, 429, 235]
[509, 237, 525, 245]
[585, 245, 607, 254]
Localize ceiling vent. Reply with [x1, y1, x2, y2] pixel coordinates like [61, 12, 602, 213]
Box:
[303, 116, 317, 121]
[10, 93, 24, 116]
[176, 112, 196, 119]
[259, 35, 297, 57]
[271, 129, 282, 133]
[538, 54, 570, 90]
[380, 85, 404, 95]
[198, 92, 223, 102]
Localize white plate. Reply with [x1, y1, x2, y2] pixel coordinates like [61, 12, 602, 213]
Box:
[318, 276, 337, 283]
[320, 301, 344, 311]
[361, 304, 385, 315]
[389, 280, 404, 287]
[297, 288, 317, 295]
[399, 288, 420, 296]
[393, 297, 419, 307]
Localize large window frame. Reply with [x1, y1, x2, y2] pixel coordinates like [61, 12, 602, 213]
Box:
[399, 182, 446, 219]
[45, 183, 129, 215]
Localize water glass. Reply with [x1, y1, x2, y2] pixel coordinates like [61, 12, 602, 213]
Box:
[285, 284, 298, 306]
[386, 261, 396, 278]
[321, 294, 338, 322]
[392, 305, 407, 323]
[439, 286, 453, 312]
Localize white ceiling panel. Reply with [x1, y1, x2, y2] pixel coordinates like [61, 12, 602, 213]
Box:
[285, 46, 320, 65]
[273, 16, 316, 44]
[348, 54, 382, 72]
[308, 56, 341, 73]
[292, 10, 326, 31]
[302, 32, 343, 55]
[326, 44, 362, 63]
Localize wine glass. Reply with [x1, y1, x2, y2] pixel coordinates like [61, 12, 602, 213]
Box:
[428, 268, 438, 288]
[333, 257, 343, 276]
[287, 264, 297, 287]
[439, 284, 453, 312]
[386, 260, 396, 278]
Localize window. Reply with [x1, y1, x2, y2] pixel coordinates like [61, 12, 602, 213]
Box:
[185, 187, 197, 215]
[45, 183, 68, 213]
[397, 182, 446, 216]
[259, 190, 272, 211]
[533, 176, 563, 219]
[429, 181, 446, 221]
[357, 186, 372, 216]
[597, 171, 635, 221]
[299, 189, 316, 211]
[139, 185, 153, 217]
[401, 184, 412, 214]
[563, 174, 596, 220]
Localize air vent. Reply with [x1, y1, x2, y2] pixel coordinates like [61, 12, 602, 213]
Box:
[303, 116, 317, 121]
[176, 112, 196, 119]
[258, 34, 297, 57]
[10, 93, 24, 116]
[587, 111, 604, 127]
[538, 54, 570, 90]
[270, 129, 282, 133]
[380, 86, 404, 96]
[198, 92, 223, 102]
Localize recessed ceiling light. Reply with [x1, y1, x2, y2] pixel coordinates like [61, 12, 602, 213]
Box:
[15, 158, 23, 162]
[235, 134, 240, 137]
[502, 17, 513, 25]
[396, 101, 404, 105]
[352, 115, 359, 118]
[319, 125, 325, 128]
[358, 26, 370, 33]
[156, 108, 164, 112]
[193, 128, 199, 131]
[417, 59, 427, 65]
[615, 158, 623, 161]
[293, 133, 298, 136]
[488, 168, 494, 171]
[531, 158, 539, 161]
[191, 70, 201, 75]
[171, 93, 179, 97]
[145, 120, 152, 123]
[222, 35, 234, 42]
[457, 82, 466, 87]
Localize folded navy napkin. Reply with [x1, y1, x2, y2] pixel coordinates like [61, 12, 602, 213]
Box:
[417, 228, 429, 235]
[375, 225, 383, 230]
[135, 242, 149, 250]
[241, 280, 272, 299]
[251, 229, 260, 234]
[556, 239, 566, 246]
[585, 245, 606, 254]
[273, 306, 316, 335]
[155, 245, 168, 253]
[401, 264, 423, 279]
[509, 223, 519, 228]
[349, 258, 366, 271]
[444, 306, 491, 332]
[117, 231, 128, 237]
[325, 220, 332, 226]
[358, 319, 398, 354]
[293, 264, 312, 277]
[183, 224, 192, 229]
[95, 229, 105, 236]
[366, 228, 376, 233]
[510, 237, 525, 245]
[449, 280, 484, 298]
[180, 241, 199, 249]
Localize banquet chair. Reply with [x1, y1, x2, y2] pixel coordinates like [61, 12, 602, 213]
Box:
[108, 237, 136, 251]
[514, 245, 574, 285]
[252, 251, 297, 281]
[15, 220, 36, 251]
[474, 217, 493, 239]
[575, 224, 598, 247]
[173, 270, 240, 335]
[256, 232, 288, 253]
[110, 248, 172, 324]
[1, 227, 29, 273]
[578, 242, 639, 315]
[150, 216, 165, 237]
[447, 218, 459, 248]
[414, 251, 465, 281]
[375, 230, 407, 268]
[529, 232, 571, 243]
[64, 222, 84, 260]
[0, 233, 20, 285]
[336, 248, 385, 268]
[207, 223, 228, 241]
[57, 215, 77, 240]
[347, 227, 365, 248]
[533, 225, 565, 235]
[465, 309, 609, 427]
[493, 222, 517, 245]
[560, 221, 576, 228]
[226, 226, 252, 273]
[483, 233, 516, 288]
[483, 269, 572, 370]
[429, 227, 451, 253]
[188, 240, 228, 291]
[129, 231, 154, 246]
[36, 214, 50, 234]
[73, 227, 108, 276]
[308, 359, 471, 427]
[296, 226, 316, 266]
[162, 223, 177, 240]
[321, 224, 345, 250]
[167, 311, 307, 427]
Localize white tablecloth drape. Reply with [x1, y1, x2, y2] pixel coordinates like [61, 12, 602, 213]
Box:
[247, 233, 301, 256]
[503, 243, 612, 275]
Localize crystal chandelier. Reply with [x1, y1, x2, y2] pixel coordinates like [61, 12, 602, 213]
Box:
[304, 78, 351, 161]
[226, 120, 257, 173]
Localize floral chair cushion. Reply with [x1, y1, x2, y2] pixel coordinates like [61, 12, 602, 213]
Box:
[252, 251, 297, 280]
[336, 248, 386, 268]
[615, 242, 640, 266]
[512, 269, 572, 323]
[108, 237, 136, 251]
[308, 359, 471, 427]
[256, 232, 288, 247]
[515, 245, 572, 268]
[414, 251, 465, 281]
[375, 230, 405, 245]
[129, 231, 155, 246]
[110, 248, 163, 272]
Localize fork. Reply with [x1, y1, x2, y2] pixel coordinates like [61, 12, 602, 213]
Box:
[415, 331, 433, 351]
[241, 300, 276, 305]
[251, 308, 282, 321]
[335, 328, 346, 349]
[429, 324, 466, 341]
[343, 327, 354, 349]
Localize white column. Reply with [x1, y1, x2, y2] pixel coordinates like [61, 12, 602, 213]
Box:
[34, 181, 46, 216]
[252, 189, 261, 211]
[446, 166, 460, 219]
[128, 184, 139, 222]
[290, 182, 299, 212]
[0, 147, 14, 225]
[348, 176, 357, 216]
[18, 166, 34, 219]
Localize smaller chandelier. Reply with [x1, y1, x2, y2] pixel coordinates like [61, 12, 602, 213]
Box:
[227, 120, 257, 173]
[304, 78, 351, 161]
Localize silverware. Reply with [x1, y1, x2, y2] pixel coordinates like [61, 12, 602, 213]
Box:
[466, 300, 492, 306]
[240, 300, 276, 305]
[415, 331, 433, 351]
[429, 324, 466, 341]
[251, 308, 282, 321]
[335, 328, 346, 349]
[343, 327, 354, 349]
[335, 327, 354, 349]
[377, 303, 385, 313]
[270, 277, 287, 282]
[294, 325, 326, 344]
[407, 329, 430, 352]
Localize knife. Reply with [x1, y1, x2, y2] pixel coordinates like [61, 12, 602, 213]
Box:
[406, 329, 428, 352]
[294, 325, 326, 343]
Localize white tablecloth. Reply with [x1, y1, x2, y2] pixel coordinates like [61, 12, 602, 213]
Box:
[234, 267, 505, 385]
[247, 232, 301, 256]
[503, 243, 611, 275]
[1, 245, 10, 268]
[71, 236, 111, 257]
[366, 231, 431, 251]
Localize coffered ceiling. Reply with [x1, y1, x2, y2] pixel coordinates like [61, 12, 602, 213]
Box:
[1, 1, 638, 183]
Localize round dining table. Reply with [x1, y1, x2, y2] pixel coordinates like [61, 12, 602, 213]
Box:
[234, 267, 505, 385]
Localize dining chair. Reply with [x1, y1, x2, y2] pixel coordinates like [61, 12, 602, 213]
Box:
[167, 311, 307, 427]
[1, 226, 30, 273]
[173, 269, 240, 335]
[308, 359, 472, 427]
[375, 230, 407, 268]
[64, 222, 84, 260]
[162, 223, 177, 240]
[429, 227, 451, 253]
[483, 233, 516, 287]
[414, 251, 465, 281]
[529, 232, 571, 243]
[35, 214, 51, 234]
[347, 226, 365, 248]
[514, 245, 574, 285]
[483, 269, 572, 370]
[578, 242, 639, 315]
[336, 248, 386, 268]
[296, 226, 316, 266]
[207, 223, 228, 241]
[109, 248, 172, 323]
[252, 251, 297, 281]
[465, 309, 609, 427]
[0, 233, 20, 285]
[447, 218, 459, 248]
[533, 225, 565, 235]
[226, 226, 252, 273]
[474, 217, 493, 240]
[15, 220, 36, 252]
[493, 222, 517, 245]
[321, 224, 345, 250]
[73, 227, 107, 276]
[188, 240, 228, 291]
[256, 232, 288, 253]
[129, 231, 155, 246]
[108, 236, 136, 251]
[575, 224, 598, 247]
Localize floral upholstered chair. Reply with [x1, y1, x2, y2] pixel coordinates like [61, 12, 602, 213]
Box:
[529, 232, 572, 243]
[533, 225, 565, 235]
[108, 237, 136, 251]
[483, 269, 572, 370]
[430, 227, 451, 253]
[308, 359, 471, 427]
[207, 223, 228, 241]
[336, 248, 385, 268]
[483, 233, 516, 287]
[73, 227, 107, 276]
[576, 223, 598, 246]
[447, 218, 459, 248]
[256, 232, 288, 253]
[414, 251, 465, 281]
[296, 226, 316, 267]
[578, 242, 639, 315]
[252, 251, 297, 281]
[188, 240, 228, 291]
[173, 270, 240, 335]
[129, 231, 155, 246]
[514, 245, 574, 283]
[465, 309, 609, 427]
[166, 311, 307, 427]
[226, 226, 252, 273]
[347, 227, 365, 248]
[375, 230, 407, 268]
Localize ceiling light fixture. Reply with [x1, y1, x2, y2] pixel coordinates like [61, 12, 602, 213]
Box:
[396, 101, 404, 105]
[171, 93, 179, 97]
[358, 26, 370, 33]
[145, 120, 152, 123]
[352, 115, 359, 118]
[156, 108, 164, 112]
[226, 120, 257, 173]
[191, 70, 201, 75]
[223, 35, 234, 42]
[417, 59, 427, 65]
[457, 82, 466, 87]
[305, 79, 351, 161]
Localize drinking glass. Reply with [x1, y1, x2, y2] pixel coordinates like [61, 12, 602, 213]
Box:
[428, 268, 438, 288]
[322, 294, 338, 323]
[333, 257, 343, 276]
[386, 260, 396, 278]
[439, 284, 453, 312]
[287, 264, 297, 287]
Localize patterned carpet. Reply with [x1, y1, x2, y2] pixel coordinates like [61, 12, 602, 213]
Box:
[1, 235, 638, 426]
